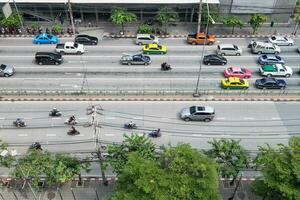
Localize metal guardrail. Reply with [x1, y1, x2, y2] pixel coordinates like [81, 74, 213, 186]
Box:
[0, 88, 299, 96]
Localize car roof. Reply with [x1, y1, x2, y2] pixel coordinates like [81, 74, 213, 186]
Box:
[262, 65, 277, 71]
[195, 105, 214, 112]
[230, 66, 242, 72]
[137, 34, 153, 37]
[36, 52, 57, 55]
[147, 43, 159, 48]
[264, 77, 277, 82]
[218, 44, 235, 48]
[227, 77, 241, 82]
[262, 54, 278, 59]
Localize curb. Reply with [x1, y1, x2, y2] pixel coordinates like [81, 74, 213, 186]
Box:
[0, 34, 74, 38]
[102, 33, 300, 39]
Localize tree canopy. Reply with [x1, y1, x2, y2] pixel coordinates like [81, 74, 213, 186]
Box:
[0, 11, 23, 28]
[251, 136, 300, 200]
[111, 144, 220, 200]
[0, 140, 14, 168]
[222, 15, 244, 34]
[110, 7, 137, 33]
[249, 13, 267, 34]
[155, 7, 178, 33]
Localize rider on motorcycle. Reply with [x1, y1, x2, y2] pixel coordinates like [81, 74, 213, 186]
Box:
[15, 118, 24, 126]
[68, 115, 76, 124]
[51, 108, 59, 115]
[161, 62, 171, 70]
[150, 128, 161, 137]
[128, 121, 135, 129]
[69, 126, 79, 135]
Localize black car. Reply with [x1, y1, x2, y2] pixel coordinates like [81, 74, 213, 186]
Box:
[35, 52, 63, 65]
[255, 77, 286, 89]
[203, 54, 227, 65]
[75, 34, 98, 45]
[121, 53, 151, 65]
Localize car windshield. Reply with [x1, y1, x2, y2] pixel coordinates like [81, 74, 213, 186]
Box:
[284, 37, 288, 41]
[241, 68, 246, 73]
[262, 55, 267, 59]
[275, 55, 281, 60]
[283, 65, 287, 71]
[48, 35, 53, 39]
[233, 45, 238, 50]
[0, 64, 6, 70]
[271, 36, 276, 40]
[189, 106, 196, 114]
[150, 35, 155, 39]
[74, 43, 78, 48]
[261, 78, 267, 83]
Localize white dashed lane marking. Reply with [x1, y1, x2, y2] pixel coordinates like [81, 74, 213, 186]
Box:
[46, 134, 56, 137]
[105, 133, 115, 137]
[18, 134, 28, 137]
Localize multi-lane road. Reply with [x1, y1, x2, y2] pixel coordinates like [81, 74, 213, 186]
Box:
[1, 101, 300, 154]
[0, 37, 300, 92]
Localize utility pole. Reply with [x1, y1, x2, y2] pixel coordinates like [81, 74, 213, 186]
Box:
[229, 0, 234, 14]
[67, 0, 76, 37]
[13, 0, 24, 30]
[197, 0, 203, 33]
[87, 105, 108, 186]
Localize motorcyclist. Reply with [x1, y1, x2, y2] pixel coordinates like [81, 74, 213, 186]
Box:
[150, 128, 160, 137]
[68, 115, 76, 124]
[15, 118, 24, 126]
[128, 121, 135, 129]
[69, 126, 79, 135]
[30, 142, 42, 150]
[51, 108, 59, 115]
[161, 62, 171, 70]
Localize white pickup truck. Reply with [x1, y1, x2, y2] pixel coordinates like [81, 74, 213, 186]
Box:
[55, 42, 85, 55]
[259, 64, 293, 78]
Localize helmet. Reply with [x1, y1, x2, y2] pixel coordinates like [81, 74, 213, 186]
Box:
[53, 107, 57, 110]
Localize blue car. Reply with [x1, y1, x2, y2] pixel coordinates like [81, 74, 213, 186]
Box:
[33, 34, 58, 44]
[258, 54, 285, 65]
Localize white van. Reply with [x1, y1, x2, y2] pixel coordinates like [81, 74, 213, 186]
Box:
[136, 34, 159, 45]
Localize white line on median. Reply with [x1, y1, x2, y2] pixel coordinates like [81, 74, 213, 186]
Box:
[18, 134, 28, 137]
[46, 134, 57, 137]
[105, 133, 115, 137]
[243, 117, 254, 120]
[105, 117, 116, 120]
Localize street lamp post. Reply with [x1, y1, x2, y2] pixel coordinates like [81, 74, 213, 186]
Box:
[12, 0, 24, 30]
[193, 2, 214, 97]
[197, 0, 203, 33]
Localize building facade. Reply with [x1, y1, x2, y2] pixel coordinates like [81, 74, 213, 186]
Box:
[0, 0, 297, 23]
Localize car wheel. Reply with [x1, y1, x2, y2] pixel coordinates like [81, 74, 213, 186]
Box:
[244, 76, 249, 79]
[60, 51, 65, 55]
[38, 62, 43, 65]
[55, 62, 59, 65]
[207, 62, 211, 66]
[222, 62, 226, 66]
[128, 62, 131, 66]
[221, 53, 225, 56]
[288, 43, 293, 46]
[285, 74, 291, 78]
[208, 42, 213, 45]
[184, 117, 191, 122]
[38, 42, 41, 45]
[138, 42, 143, 46]
[258, 51, 262, 55]
[282, 86, 286, 90]
[92, 43, 96, 45]
[192, 42, 197, 45]
[236, 53, 241, 56]
[4, 73, 9, 77]
[77, 51, 81, 55]
[50, 41, 54, 44]
[267, 74, 272, 77]
[204, 118, 211, 122]
[144, 62, 149, 66]
[161, 52, 164, 55]
[274, 51, 279, 55]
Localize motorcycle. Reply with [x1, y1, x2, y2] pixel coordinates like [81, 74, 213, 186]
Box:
[13, 120, 26, 127]
[148, 129, 161, 138]
[49, 111, 62, 117]
[67, 129, 80, 136]
[124, 122, 137, 129]
[29, 142, 42, 150]
[161, 62, 172, 71]
[65, 119, 78, 125]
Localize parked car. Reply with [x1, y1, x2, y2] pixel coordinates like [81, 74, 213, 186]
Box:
[136, 34, 159, 45]
[203, 54, 227, 65]
[259, 64, 293, 77]
[258, 54, 285, 65]
[187, 32, 216, 45]
[55, 42, 85, 55]
[223, 66, 251, 78]
[33, 33, 58, 44]
[180, 105, 215, 122]
[221, 77, 249, 89]
[143, 43, 167, 55]
[255, 77, 286, 89]
[35, 52, 63, 65]
[251, 41, 280, 54]
[268, 36, 294, 46]
[75, 34, 98, 45]
[120, 53, 151, 65]
[0, 64, 15, 77]
[217, 44, 242, 56]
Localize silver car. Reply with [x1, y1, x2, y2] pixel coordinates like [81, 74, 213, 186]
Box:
[0, 64, 15, 77]
[268, 36, 294, 46]
[217, 44, 242, 56]
[180, 105, 215, 122]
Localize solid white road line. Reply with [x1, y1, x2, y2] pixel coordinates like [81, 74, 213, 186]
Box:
[46, 134, 57, 137]
[243, 117, 254, 120]
[105, 133, 115, 137]
[105, 117, 116, 120]
[18, 134, 28, 137]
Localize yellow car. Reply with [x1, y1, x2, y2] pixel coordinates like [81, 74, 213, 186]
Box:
[221, 77, 249, 89]
[143, 43, 167, 55]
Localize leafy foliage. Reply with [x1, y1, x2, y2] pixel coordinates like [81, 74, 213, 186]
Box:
[251, 136, 300, 200]
[155, 7, 178, 33]
[12, 150, 90, 188]
[137, 24, 154, 34]
[207, 138, 250, 184]
[111, 144, 220, 200]
[31, 22, 41, 30]
[201, 4, 219, 26]
[106, 134, 156, 174]
[222, 15, 244, 34]
[0, 11, 23, 28]
[110, 7, 137, 33]
[0, 140, 14, 168]
[51, 23, 62, 35]
[249, 13, 267, 34]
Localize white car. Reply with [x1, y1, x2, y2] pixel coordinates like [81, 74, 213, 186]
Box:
[259, 63, 293, 78]
[268, 36, 294, 46]
[55, 42, 85, 55]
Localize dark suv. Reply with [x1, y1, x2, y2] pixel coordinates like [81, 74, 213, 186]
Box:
[35, 52, 63, 65]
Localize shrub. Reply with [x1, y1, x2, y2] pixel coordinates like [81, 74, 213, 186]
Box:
[137, 24, 154, 34]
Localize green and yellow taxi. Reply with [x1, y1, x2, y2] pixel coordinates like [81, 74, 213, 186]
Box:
[142, 43, 167, 55]
[221, 77, 249, 89]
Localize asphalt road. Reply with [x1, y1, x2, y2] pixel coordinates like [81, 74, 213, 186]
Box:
[0, 37, 300, 91]
[1, 101, 299, 154]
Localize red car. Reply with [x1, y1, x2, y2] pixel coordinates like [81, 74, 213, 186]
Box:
[224, 66, 251, 79]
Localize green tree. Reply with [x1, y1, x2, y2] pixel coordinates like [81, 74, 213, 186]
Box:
[249, 13, 267, 34]
[0, 11, 23, 28]
[106, 134, 156, 174]
[155, 7, 178, 34]
[51, 23, 62, 35]
[12, 150, 90, 188]
[0, 140, 14, 168]
[137, 24, 154, 34]
[207, 138, 250, 185]
[110, 7, 137, 34]
[112, 144, 220, 200]
[223, 15, 244, 34]
[251, 136, 300, 200]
